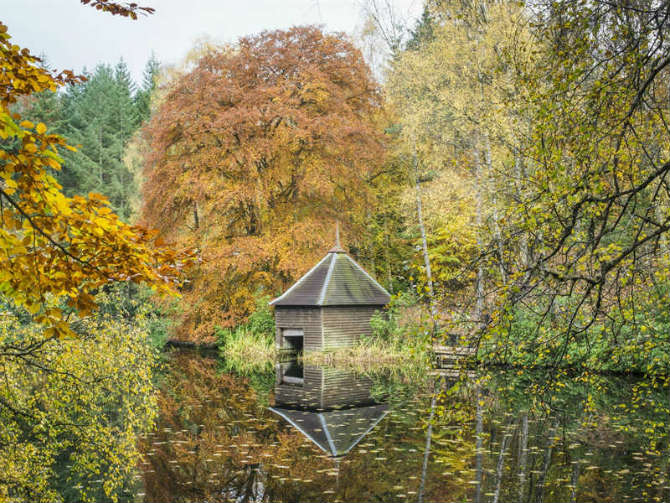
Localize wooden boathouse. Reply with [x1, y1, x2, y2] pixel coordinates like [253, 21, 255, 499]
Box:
[270, 232, 390, 352]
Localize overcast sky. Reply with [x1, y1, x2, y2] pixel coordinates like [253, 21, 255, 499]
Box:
[3, 0, 421, 84]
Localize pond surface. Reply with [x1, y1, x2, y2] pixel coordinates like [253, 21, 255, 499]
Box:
[137, 351, 670, 502]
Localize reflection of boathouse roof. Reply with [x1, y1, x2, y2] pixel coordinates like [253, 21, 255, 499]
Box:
[269, 249, 390, 307]
[269, 404, 388, 458]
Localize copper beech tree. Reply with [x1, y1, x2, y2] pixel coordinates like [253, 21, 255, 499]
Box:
[142, 26, 386, 339]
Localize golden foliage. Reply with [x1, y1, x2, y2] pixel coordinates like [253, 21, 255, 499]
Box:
[0, 22, 193, 337]
[0, 310, 158, 502]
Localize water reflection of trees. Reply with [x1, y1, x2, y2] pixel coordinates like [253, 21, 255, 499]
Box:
[140, 353, 319, 501]
[436, 371, 670, 503]
[141, 353, 449, 501]
[141, 352, 670, 502]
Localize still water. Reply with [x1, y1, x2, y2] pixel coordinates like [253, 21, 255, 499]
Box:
[138, 351, 670, 502]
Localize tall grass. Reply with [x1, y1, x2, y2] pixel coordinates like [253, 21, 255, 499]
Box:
[303, 292, 432, 373]
[216, 295, 276, 374]
[302, 340, 428, 373]
[217, 327, 276, 374]
[217, 292, 434, 375]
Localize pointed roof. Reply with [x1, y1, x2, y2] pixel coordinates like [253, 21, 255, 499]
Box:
[269, 404, 389, 458]
[270, 249, 391, 307]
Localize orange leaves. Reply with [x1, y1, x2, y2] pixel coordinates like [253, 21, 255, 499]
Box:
[141, 27, 386, 340]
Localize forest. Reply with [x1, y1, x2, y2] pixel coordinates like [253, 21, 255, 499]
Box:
[3, 0, 670, 501]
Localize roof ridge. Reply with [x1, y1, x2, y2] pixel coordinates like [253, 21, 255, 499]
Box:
[319, 413, 338, 456]
[329, 405, 389, 457]
[271, 249, 391, 307]
[317, 253, 336, 306]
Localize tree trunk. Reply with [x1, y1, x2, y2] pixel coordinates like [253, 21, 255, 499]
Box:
[413, 146, 438, 333]
[418, 379, 439, 503]
[493, 420, 512, 503]
[536, 420, 558, 503]
[518, 413, 528, 503]
[484, 133, 507, 285]
[473, 138, 485, 328]
[570, 458, 579, 503]
[515, 153, 529, 269]
[385, 216, 394, 294]
[475, 384, 483, 503]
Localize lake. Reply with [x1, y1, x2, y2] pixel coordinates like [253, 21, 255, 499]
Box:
[137, 350, 670, 502]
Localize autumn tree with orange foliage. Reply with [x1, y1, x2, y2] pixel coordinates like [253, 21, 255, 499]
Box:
[142, 26, 387, 340]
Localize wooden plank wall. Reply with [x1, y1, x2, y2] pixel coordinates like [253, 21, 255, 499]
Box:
[274, 366, 374, 410]
[321, 306, 380, 349]
[275, 307, 323, 351]
[320, 367, 374, 409]
[274, 366, 327, 409]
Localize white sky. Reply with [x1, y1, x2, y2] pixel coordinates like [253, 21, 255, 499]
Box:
[3, 0, 421, 84]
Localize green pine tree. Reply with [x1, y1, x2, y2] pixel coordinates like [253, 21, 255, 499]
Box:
[134, 53, 160, 123]
[21, 55, 161, 221]
[59, 62, 138, 220]
[406, 6, 435, 51]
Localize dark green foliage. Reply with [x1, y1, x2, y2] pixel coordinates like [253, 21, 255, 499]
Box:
[246, 295, 275, 336]
[479, 283, 670, 374]
[366, 292, 429, 350]
[59, 62, 137, 219]
[134, 53, 159, 123]
[93, 283, 179, 349]
[22, 56, 160, 221]
[216, 295, 276, 375]
[215, 296, 276, 350]
[405, 5, 436, 51]
[21, 89, 65, 132]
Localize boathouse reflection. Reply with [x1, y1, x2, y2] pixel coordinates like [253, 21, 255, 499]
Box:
[269, 362, 388, 458]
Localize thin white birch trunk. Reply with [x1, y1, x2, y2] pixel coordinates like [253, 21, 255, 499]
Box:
[536, 421, 558, 503]
[492, 421, 512, 503]
[418, 380, 439, 503]
[484, 133, 507, 285]
[413, 146, 439, 332]
[474, 138, 485, 328]
[475, 384, 483, 503]
[518, 413, 528, 503]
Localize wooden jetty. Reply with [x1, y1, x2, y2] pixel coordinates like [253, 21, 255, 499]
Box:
[432, 345, 476, 375]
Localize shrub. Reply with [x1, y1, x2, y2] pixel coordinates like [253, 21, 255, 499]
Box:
[0, 308, 158, 502]
[366, 291, 429, 351]
[216, 295, 276, 375]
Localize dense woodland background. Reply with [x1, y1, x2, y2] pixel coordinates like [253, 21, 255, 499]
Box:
[3, 0, 670, 500]
[14, 0, 670, 368]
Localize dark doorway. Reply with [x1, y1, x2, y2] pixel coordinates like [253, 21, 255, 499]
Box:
[280, 360, 304, 385]
[282, 329, 304, 352]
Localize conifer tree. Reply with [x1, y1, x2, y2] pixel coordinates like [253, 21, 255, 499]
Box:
[135, 53, 160, 123]
[56, 62, 137, 219]
[22, 57, 157, 221]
